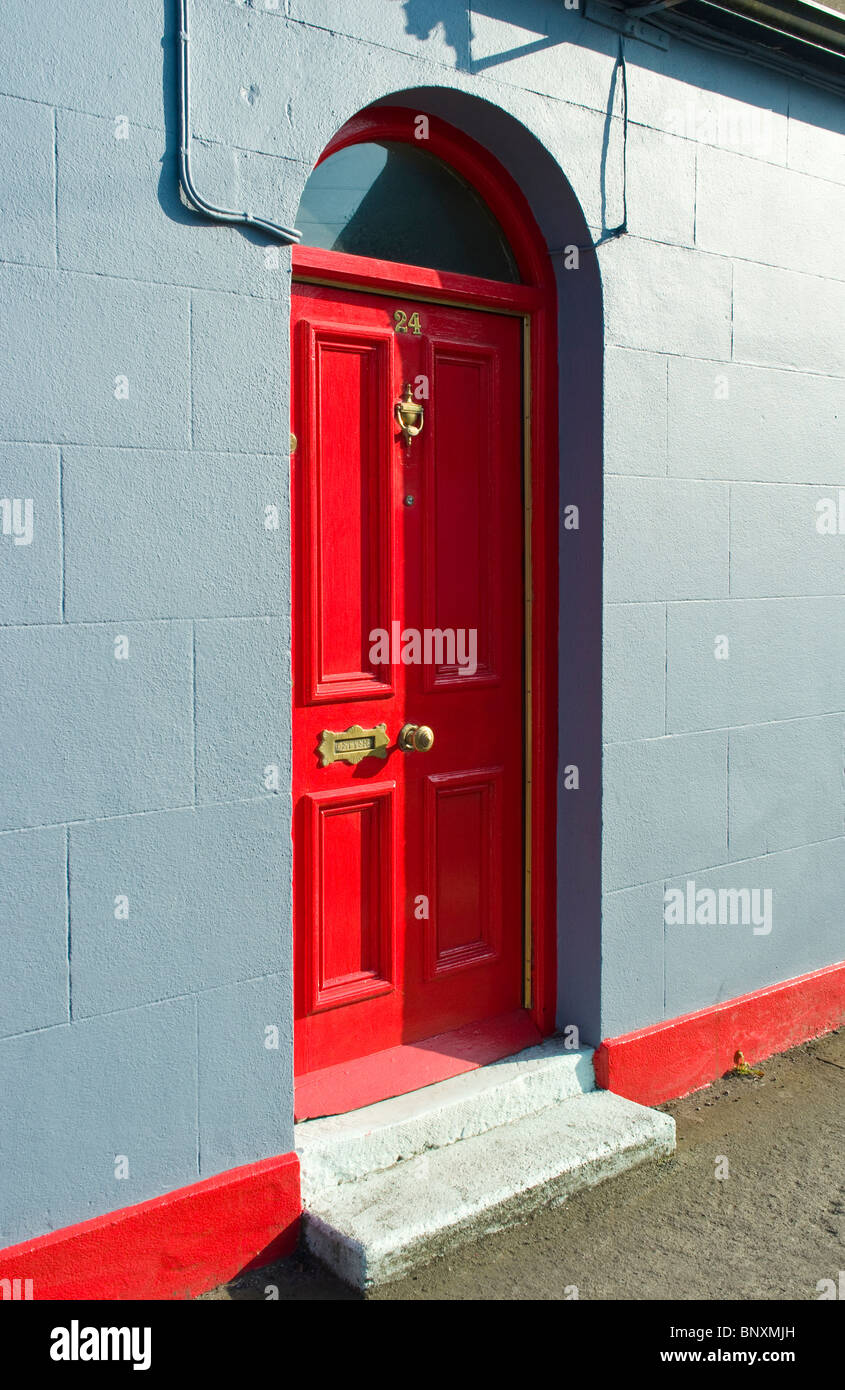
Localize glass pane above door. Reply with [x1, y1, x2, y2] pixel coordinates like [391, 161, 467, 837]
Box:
[297, 140, 520, 282]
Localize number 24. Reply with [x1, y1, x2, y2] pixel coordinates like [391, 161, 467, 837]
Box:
[394, 309, 422, 335]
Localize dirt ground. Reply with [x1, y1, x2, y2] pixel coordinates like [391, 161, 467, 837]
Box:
[204, 1028, 845, 1301]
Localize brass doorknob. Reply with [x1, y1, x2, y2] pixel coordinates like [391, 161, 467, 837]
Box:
[398, 723, 435, 753]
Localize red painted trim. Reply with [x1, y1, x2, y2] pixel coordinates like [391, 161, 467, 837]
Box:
[594, 961, 845, 1107]
[292, 246, 543, 313]
[293, 103, 558, 1049]
[295, 1009, 542, 1120]
[0, 1152, 300, 1301]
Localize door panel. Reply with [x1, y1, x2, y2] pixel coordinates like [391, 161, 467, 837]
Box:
[423, 344, 500, 688]
[305, 783, 395, 1012]
[299, 320, 394, 703]
[292, 281, 523, 1077]
[424, 767, 503, 978]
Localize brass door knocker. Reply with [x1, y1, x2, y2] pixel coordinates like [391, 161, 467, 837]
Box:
[394, 383, 424, 446]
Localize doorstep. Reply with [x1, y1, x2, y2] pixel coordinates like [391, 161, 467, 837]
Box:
[295, 1034, 676, 1289]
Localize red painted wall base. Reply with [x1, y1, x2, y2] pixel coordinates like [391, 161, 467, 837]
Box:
[0, 1151, 300, 1301]
[594, 961, 845, 1107]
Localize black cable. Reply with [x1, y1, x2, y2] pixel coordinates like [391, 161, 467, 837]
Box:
[550, 35, 629, 258]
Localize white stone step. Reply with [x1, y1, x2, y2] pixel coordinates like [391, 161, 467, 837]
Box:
[302, 1087, 676, 1289]
[296, 1037, 596, 1201]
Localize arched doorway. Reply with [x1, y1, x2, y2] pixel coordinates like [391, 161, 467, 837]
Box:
[291, 106, 560, 1114]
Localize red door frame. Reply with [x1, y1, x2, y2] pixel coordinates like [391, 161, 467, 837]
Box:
[291, 106, 559, 1042]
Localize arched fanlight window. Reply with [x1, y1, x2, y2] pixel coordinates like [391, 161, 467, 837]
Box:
[297, 140, 520, 282]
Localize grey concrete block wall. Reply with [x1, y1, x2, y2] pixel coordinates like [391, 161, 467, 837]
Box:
[62, 448, 289, 620]
[0, 265, 190, 448]
[0, 829, 68, 1040]
[0, 0, 297, 1249]
[732, 261, 845, 373]
[667, 359, 844, 483]
[195, 618, 290, 803]
[1, 0, 844, 1245]
[601, 13, 845, 1036]
[0, 1000, 198, 1247]
[0, 96, 57, 269]
[68, 800, 291, 1018]
[0, 445, 62, 624]
[663, 839, 845, 1018]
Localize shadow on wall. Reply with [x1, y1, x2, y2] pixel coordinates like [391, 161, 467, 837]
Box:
[399, 0, 567, 73]
[401, 0, 473, 69]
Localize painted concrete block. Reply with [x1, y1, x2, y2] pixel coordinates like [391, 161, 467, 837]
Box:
[0, 96, 56, 267]
[601, 237, 733, 359]
[786, 85, 845, 185]
[0, 999, 196, 1248]
[0, 623, 194, 831]
[62, 447, 289, 621]
[603, 602, 666, 743]
[69, 800, 290, 1018]
[0, 0, 173, 128]
[667, 597, 845, 733]
[730, 483, 845, 598]
[604, 347, 667, 477]
[56, 109, 303, 298]
[600, 881, 665, 1037]
[728, 715, 844, 860]
[600, 603, 667, 745]
[667, 358, 845, 484]
[0, 828, 68, 1040]
[198, 973, 294, 1178]
[0, 445, 62, 624]
[195, 618, 290, 804]
[191, 291, 290, 453]
[605, 477, 729, 603]
[663, 838, 845, 1018]
[602, 732, 728, 891]
[217, 144, 310, 253]
[624, 35, 788, 162]
[732, 261, 845, 376]
[625, 124, 696, 248]
[190, 3, 380, 163]
[696, 144, 845, 282]
[0, 265, 190, 447]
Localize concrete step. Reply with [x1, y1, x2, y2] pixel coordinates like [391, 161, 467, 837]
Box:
[300, 1081, 675, 1289]
[295, 1037, 596, 1202]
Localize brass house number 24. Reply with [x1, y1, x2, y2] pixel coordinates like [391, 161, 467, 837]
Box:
[394, 308, 423, 334]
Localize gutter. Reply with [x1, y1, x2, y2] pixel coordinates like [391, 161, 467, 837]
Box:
[611, 0, 845, 87]
[687, 0, 845, 55]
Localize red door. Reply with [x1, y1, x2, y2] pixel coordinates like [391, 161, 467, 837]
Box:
[292, 281, 524, 1078]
